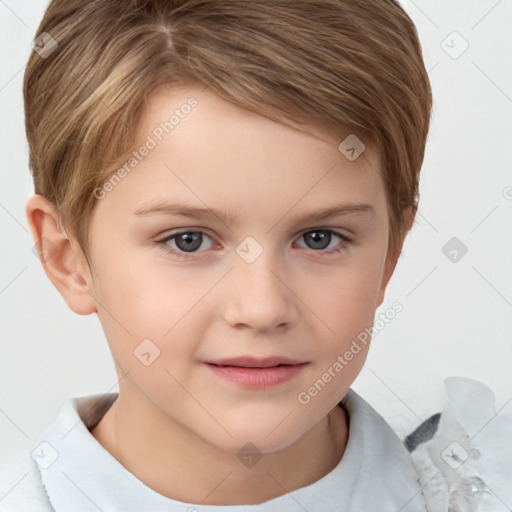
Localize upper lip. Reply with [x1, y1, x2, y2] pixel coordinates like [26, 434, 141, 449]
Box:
[205, 356, 306, 368]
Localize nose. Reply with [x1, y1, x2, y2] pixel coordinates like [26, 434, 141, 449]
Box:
[222, 246, 298, 333]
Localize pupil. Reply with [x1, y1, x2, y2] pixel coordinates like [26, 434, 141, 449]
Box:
[177, 232, 202, 252]
[307, 230, 330, 249]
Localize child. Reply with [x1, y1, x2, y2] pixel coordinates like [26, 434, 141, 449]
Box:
[2, 0, 511, 510]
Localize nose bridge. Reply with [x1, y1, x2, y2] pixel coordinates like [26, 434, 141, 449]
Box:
[224, 235, 296, 330]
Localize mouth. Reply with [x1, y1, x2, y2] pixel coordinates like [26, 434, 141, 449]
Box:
[204, 356, 308, 388]
[205, 356, 306, 368]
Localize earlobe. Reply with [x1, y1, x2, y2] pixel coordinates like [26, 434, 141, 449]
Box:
[25, 194, 97, 315]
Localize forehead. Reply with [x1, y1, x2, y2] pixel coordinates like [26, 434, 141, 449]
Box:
[100, 85, 387, 223]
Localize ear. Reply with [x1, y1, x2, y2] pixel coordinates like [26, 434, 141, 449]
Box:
[376, 206, 416, 308]
[26, 194, 97, 315]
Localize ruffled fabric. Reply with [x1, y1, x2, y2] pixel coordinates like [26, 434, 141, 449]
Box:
[403, 377, 512, 512]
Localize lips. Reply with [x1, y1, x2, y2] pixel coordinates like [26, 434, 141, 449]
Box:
[205, 356, 306, 368]
[204, 357, 308, 388]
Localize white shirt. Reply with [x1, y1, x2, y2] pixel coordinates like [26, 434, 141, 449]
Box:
[0, 387, 428, 512]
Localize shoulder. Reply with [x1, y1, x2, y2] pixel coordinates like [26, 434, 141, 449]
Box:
[403, 376, 512, 511]
[0, 453, 54, 511]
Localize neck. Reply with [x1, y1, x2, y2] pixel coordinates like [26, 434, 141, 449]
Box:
[91, 386, 348, 505]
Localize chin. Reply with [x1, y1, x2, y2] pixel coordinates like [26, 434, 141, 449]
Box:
[203, 415, 309, 456]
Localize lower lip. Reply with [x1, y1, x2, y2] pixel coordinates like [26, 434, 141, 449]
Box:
[205, 363, 308, 388]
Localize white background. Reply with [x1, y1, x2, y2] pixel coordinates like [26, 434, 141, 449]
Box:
[1, 0, 511, 461]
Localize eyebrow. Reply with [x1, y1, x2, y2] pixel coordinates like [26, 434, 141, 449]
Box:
[133, 201, 374, 225]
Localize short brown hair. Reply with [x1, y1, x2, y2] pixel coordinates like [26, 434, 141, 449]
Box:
[24, 0, 432, 268]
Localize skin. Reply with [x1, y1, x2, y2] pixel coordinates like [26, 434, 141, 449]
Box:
[26, 84, 414, 505]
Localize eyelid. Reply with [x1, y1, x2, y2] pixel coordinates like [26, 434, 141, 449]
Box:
[157, 225, 352, 240]
[293, 229, 352, 252]
[156, 226, 352, 259]
[157, 229, 216, 255]
[293, 226, 353, 241]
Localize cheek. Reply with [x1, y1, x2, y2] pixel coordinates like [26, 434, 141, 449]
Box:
[93, 246, 189, 329]
[305, 256, 384, 331]
[93, 276, 202, 401]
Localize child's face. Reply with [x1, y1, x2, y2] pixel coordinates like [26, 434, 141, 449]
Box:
[83, 84, 395, 454]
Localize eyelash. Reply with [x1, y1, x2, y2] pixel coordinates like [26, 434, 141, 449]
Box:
[156, 229, 352, 260]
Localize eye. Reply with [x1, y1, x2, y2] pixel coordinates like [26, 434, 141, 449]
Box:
[158, 230, 214, 258]
[295, 229, 351, 255]
[156, 228, 352, 259]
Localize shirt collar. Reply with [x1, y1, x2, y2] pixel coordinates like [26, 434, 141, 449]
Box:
[32, 389, 427, 511]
